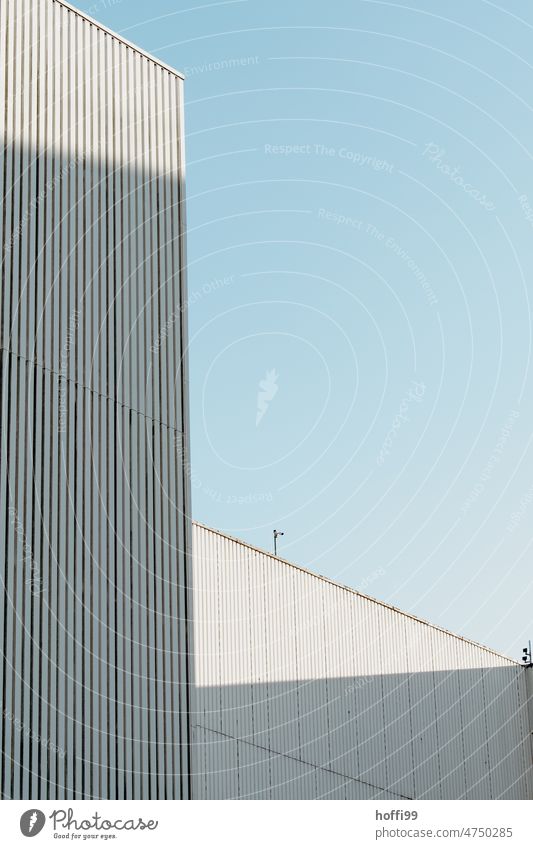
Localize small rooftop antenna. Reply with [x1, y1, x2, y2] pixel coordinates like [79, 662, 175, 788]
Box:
[273, 529, 284, 556]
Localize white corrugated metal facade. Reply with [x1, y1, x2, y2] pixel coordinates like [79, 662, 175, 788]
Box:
[0, 0, 192, 799]
[192, 522, 533, 800]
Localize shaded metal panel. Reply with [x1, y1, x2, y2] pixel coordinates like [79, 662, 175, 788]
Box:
[455, 638, 493, 800]
[1, 0, 191, 799]
[325, 581, 359, 782]
[430, 629, 467, 800]
[353, 596, 388, 795]
[518, 669, 533, 799]
[192, 523, 533, 800]
[2, 0, 185, 431]
[380, 604, 414, 798]
[296, 569, 330, 770]
[483, 662, 527, 799]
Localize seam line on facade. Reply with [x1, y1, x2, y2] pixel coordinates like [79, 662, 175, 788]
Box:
[193, 722, 413, 800]
[0, 346, 186, 433]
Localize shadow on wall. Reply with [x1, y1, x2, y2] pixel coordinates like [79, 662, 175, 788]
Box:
[1, 126, 191, 798]
[191, 667, 533, 800]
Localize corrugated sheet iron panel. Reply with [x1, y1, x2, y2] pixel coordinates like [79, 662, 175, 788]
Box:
[431, 628, 467, 800]
[1, 0, 191, 799]
[192, 523, 532, 800]
[1, 0, 185, 431]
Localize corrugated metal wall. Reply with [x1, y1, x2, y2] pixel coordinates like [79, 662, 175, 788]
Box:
[192, 522, 533, 800]
[0, 0, 192, 799]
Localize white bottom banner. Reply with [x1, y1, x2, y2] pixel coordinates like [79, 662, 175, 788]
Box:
[0, 800, 531, 848]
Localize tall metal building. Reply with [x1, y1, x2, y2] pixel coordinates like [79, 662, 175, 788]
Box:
[2, 0, 532, 807]
[0, 0, 192, 798]
[192, 522, 533, 800]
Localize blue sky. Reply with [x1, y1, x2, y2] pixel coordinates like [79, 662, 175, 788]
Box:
[76, 0, 533, 659]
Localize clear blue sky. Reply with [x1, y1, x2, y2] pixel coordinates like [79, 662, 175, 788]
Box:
[76, 0, 533, 660]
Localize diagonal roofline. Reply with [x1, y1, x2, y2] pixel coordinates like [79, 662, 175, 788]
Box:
[53, 0, 185, 80]
[193, 519, 521, 667]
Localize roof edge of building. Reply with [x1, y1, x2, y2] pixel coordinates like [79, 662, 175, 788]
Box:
[192, 519, 520, 667]
[53, 0, 186, 80]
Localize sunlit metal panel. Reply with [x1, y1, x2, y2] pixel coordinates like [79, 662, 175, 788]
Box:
[0, 0, 192, 800]
[192, 522, 532, 800]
